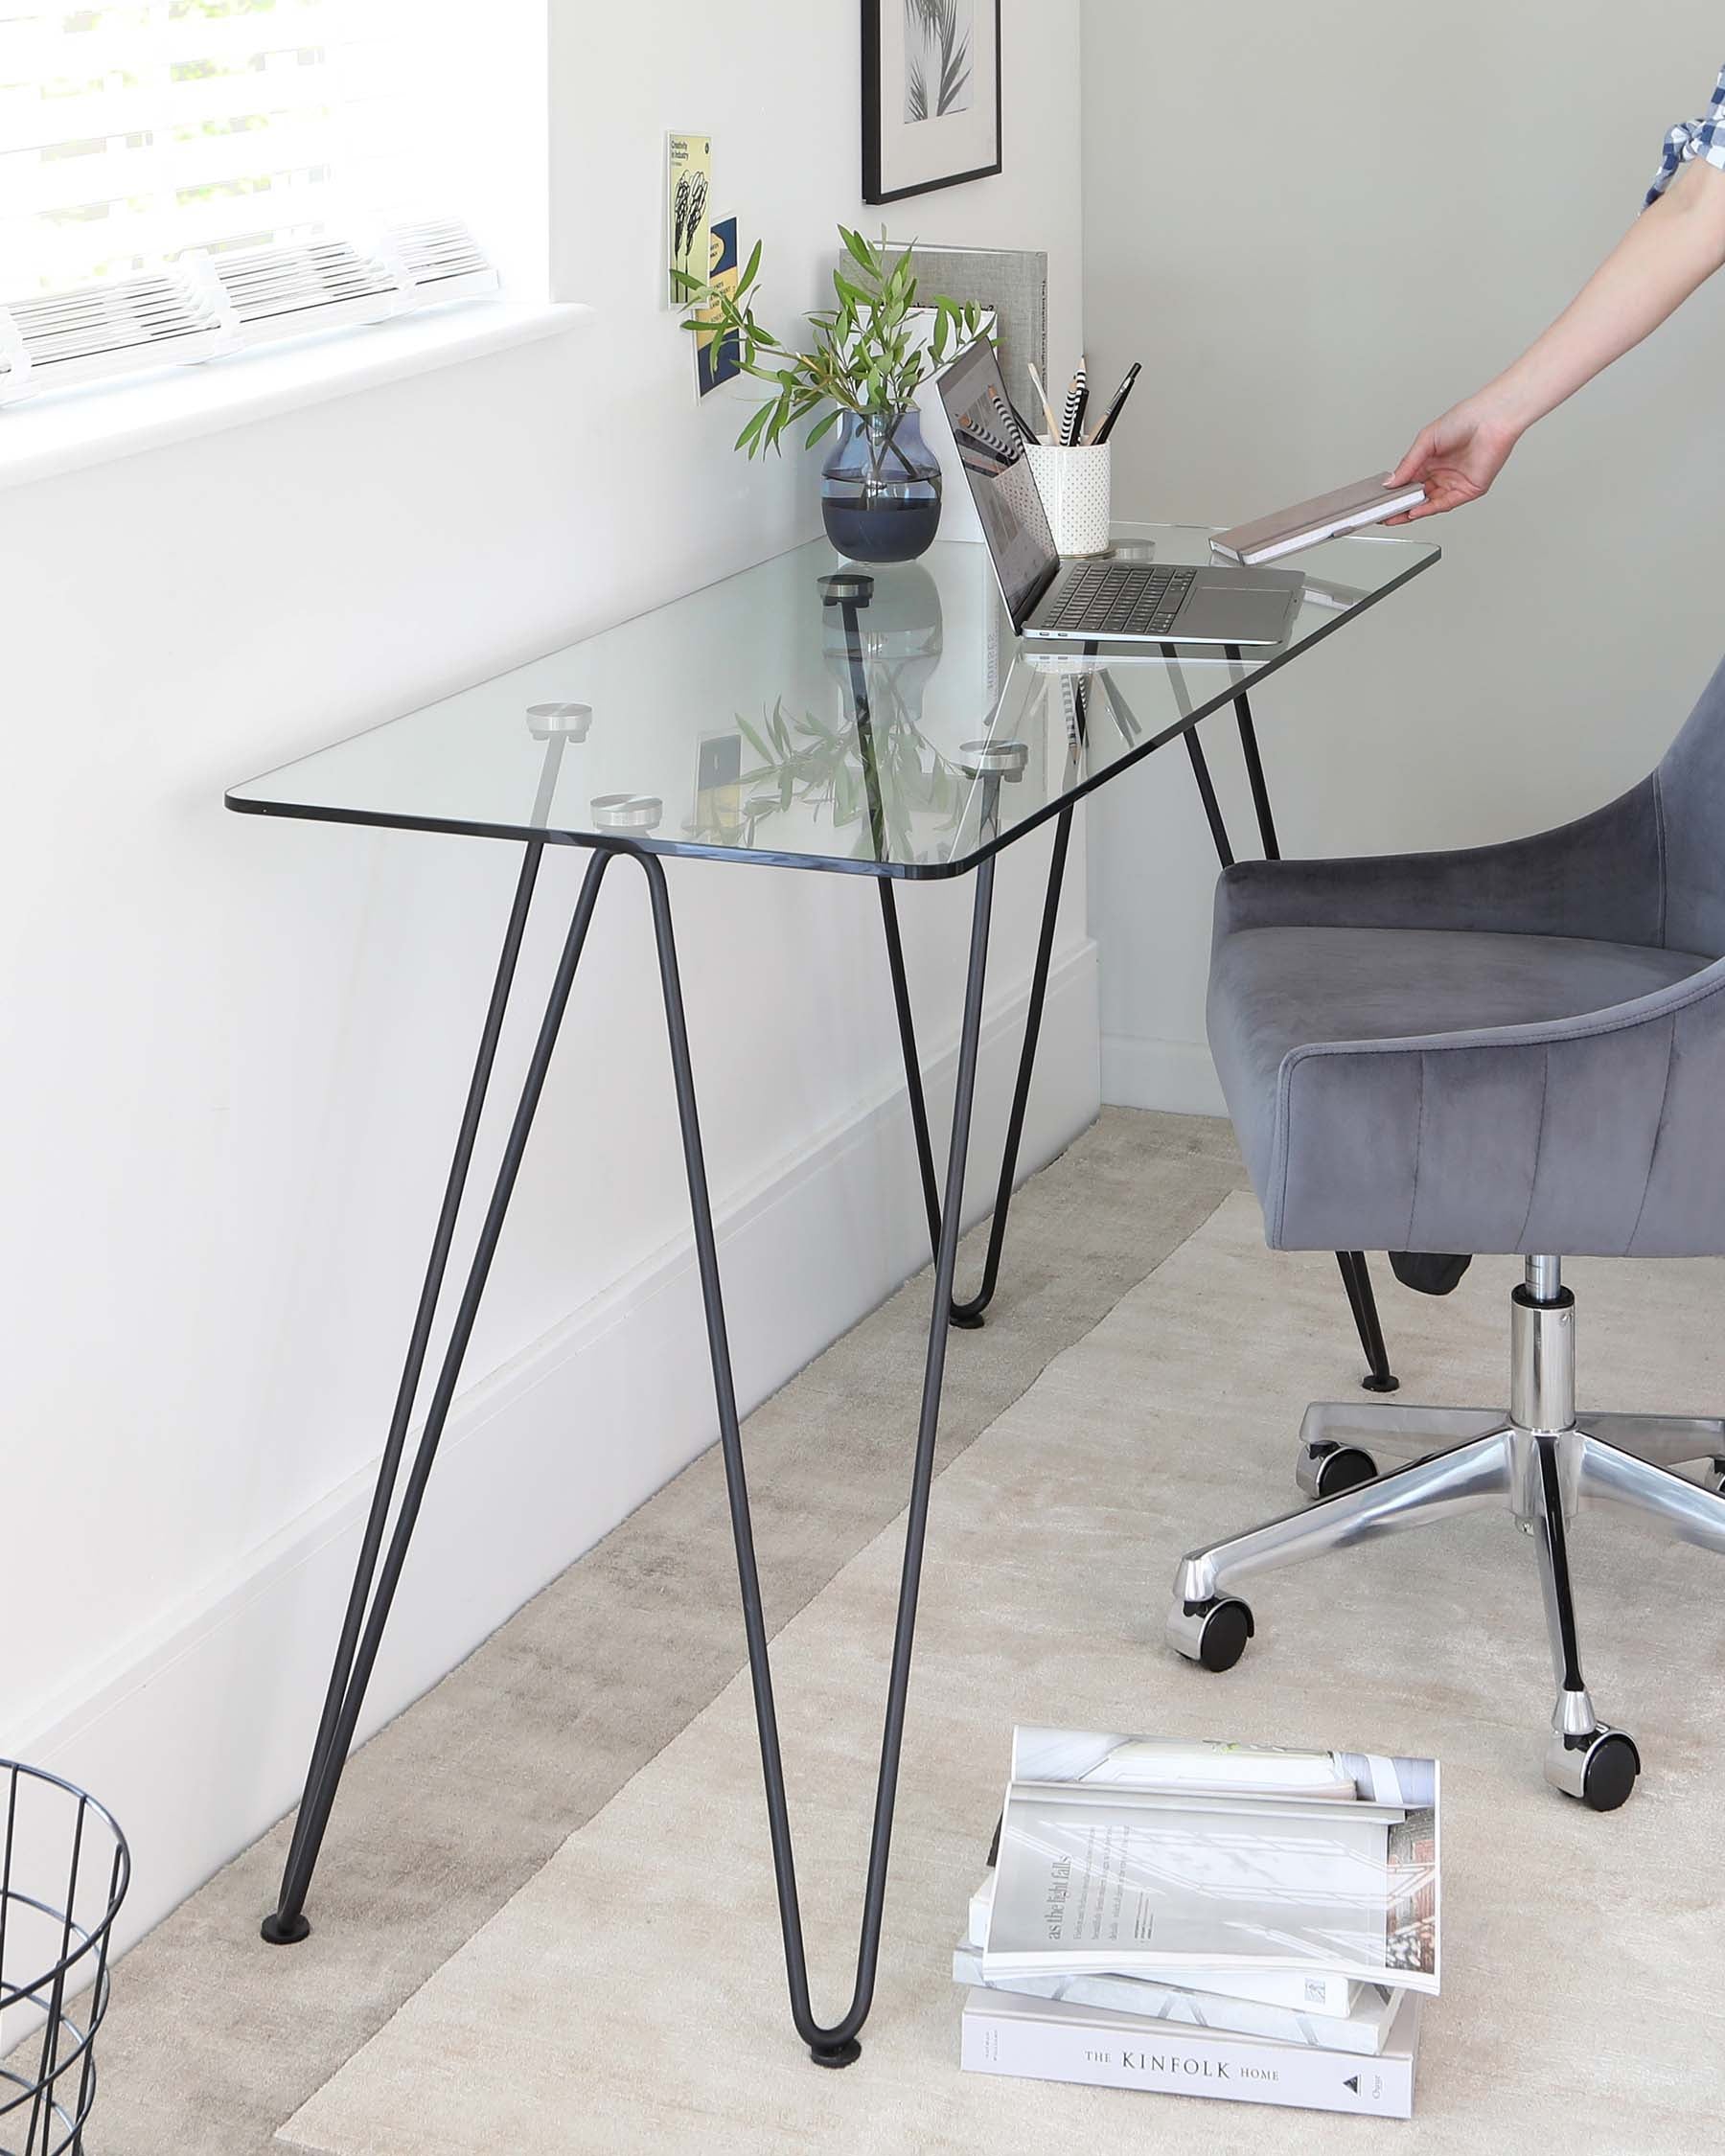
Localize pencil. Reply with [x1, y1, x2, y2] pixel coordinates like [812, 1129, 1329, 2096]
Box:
[1026, 361, 1059, 445]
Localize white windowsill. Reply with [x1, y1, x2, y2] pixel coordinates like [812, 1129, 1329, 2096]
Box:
[0, 300, 594, 494]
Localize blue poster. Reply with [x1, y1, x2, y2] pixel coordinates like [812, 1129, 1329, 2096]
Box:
[696, 216, 741, 397]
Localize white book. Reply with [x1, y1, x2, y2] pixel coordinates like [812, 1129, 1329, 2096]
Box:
[1208, 474, 1428, 565]
[960, 1986, 1421, 2119]
[967, 1869, 1361, 2018]
[985, 1728, 1440, 1998]
[952, 1942, 1402, 2057]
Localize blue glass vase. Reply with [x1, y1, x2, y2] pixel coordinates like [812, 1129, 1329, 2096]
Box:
[819, 407, 942, 563]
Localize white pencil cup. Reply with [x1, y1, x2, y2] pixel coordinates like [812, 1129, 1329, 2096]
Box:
[1024, 442, 1112, 558]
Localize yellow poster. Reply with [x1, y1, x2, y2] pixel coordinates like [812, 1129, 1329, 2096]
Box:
[666, 131, 711, 308]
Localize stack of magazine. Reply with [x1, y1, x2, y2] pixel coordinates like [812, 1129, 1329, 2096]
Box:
[957, 1728, 1439, 2119]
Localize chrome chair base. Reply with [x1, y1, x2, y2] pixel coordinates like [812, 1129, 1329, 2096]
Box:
[1166, 1260, 1725, 1808]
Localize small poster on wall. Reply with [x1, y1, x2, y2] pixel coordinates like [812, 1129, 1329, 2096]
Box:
[863, 1, 1001, 203]
[666, 130, 712, 306]
[693, 216, 742, 395]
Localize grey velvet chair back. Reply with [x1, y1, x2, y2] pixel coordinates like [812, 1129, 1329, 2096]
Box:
[1655, 653, 1725, 960]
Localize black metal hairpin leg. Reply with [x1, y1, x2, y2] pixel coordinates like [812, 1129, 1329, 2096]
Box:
[266, 838, 998, 2065]
[878, 881, 942, 1258]
[646, 848, 997, 2064]
[1226, 649, 1279, 861]
[949, 804, 1072, 1326]
[1183, 727, 1234, 870]
[879, 807, 1073, 1329]
[264, 842, 614, 1943]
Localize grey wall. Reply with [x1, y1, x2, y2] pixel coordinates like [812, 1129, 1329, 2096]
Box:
[1081, 0, 1725, 1109]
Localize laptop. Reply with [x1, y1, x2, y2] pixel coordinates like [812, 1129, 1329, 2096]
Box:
[936, 339, 1304, 647]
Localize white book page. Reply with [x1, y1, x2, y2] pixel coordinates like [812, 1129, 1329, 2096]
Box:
[990, 1791, 1390, 1968]
[990, 1730, 1439, 1994]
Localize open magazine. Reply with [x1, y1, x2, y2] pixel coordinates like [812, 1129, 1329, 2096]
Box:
[982, 1729, 1439, 1998]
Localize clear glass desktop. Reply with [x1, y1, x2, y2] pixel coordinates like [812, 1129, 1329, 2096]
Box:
[227, 522, 1438, 879]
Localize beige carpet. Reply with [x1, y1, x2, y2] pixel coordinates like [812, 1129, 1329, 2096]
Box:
[278, 1195, 1725, 2156]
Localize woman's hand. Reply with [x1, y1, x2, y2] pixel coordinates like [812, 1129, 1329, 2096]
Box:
[1383, 396, 1525, 522]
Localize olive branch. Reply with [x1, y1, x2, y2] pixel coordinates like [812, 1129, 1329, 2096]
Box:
[675, 224, 989, 473]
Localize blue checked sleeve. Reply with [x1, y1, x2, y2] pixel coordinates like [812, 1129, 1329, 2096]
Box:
[1647, 63, 1725, 206]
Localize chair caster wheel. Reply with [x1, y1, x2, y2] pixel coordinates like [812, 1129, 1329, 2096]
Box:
[1166, 1595, 1254, 1672]
[1546, 1723, 1640, 1811]
[1296, 1443, 1378, 1502]
[1580, 1732, 1641, 1813]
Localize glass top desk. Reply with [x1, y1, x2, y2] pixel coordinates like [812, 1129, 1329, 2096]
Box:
[227, 520, 1438, 2063]
[231, 522, 1435, 876]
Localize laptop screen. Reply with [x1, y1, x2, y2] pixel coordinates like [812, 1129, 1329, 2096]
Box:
[937, 339, 1060, 630]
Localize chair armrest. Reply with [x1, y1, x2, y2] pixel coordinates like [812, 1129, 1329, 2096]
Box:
[1266, 957, 1725, 1256]
[1216, 777, 1666, 948]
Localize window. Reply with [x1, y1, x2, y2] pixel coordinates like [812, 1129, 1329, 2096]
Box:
[0, 1, 545, 301]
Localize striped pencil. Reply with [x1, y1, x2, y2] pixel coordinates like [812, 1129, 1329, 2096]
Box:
[1059, 359, 1087, 447]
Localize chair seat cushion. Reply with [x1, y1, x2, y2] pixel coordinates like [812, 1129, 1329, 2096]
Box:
[1209, 925, 1711, 1243]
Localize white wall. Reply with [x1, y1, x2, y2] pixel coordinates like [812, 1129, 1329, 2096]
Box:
[1082, 0, 1725, 1110]
[0, 0, 1090, 1946]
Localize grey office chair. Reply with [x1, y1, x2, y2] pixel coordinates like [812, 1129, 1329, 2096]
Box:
[1167, 654, 1725, 1811]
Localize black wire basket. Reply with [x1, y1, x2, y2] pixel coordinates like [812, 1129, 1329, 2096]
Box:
[0, 1762, 129, 2156]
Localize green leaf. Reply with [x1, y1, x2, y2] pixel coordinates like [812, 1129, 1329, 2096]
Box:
[804, 408, 841, 448]
[733, 402, 772, 454]
[736, 714, 773, 765]
[841, 226, 878, 276]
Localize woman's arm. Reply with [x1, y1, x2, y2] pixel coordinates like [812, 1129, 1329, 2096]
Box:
[1387, 156, 1725, 521]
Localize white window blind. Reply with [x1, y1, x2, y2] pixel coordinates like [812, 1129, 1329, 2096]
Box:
[0, 0, 426, 298]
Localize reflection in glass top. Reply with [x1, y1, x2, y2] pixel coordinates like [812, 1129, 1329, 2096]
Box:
[227, 522, 1438, 881]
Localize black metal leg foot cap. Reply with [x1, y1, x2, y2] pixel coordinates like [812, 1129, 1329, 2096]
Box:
[1361, 1372, 1400, 1394]
[261, 1910, 312, 1946]
[948, 1306, 986, 1331]
[809, 2037, 862, 2069]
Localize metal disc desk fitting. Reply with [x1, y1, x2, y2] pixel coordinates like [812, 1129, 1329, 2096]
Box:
[526, 701, 593, 741]
[817, 570, 875, 607]
[956, 738, 1030, 780]
[590, 793, 662, 832]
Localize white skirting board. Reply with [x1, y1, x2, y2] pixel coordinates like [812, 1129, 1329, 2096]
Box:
[1100, 1029, 1227, 1117]
[17, 939, 1100, 1956]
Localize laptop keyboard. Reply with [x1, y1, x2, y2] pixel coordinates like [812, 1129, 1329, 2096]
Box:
[1041, 562, 1196, 636]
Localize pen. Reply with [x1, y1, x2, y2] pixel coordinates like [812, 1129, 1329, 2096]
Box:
[1089, 360, 1141, 446]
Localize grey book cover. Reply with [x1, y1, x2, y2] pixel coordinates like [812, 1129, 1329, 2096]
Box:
[837, 243, 1047, 424]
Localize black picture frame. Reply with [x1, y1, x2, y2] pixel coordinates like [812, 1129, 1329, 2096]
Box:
[862, 0, 1003, 205]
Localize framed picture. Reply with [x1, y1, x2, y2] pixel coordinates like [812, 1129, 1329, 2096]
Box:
[862, 0, 1002, 204]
